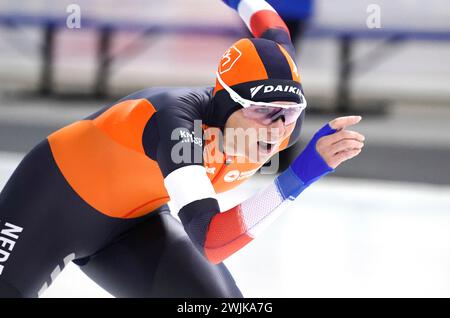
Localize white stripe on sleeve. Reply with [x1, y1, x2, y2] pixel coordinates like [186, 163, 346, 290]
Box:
[164, 165, 217, 212]
[237, 0, 276, 30]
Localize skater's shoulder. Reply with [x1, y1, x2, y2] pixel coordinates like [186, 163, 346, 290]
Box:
[119, 86, 214, 108]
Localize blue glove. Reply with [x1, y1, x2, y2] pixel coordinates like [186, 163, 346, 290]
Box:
[276, 123, 337, 200]
[222, 0, 241, 10]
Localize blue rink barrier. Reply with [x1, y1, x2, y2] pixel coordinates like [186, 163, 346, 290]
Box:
[0, 13, 449, 109]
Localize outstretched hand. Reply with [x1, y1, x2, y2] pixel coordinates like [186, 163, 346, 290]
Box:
[316, 116, 365, 169]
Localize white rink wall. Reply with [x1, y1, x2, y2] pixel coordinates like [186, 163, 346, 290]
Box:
[2, 152, 450, 297]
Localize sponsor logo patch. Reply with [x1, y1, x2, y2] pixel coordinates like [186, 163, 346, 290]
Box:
[219, 46, 242, 74]
[180, 130, 203, 147]
[0, 221, 23, 276]
[249, 84, 303, 99]
[250, 85, 264, 98]
[224, 169, 259, 183]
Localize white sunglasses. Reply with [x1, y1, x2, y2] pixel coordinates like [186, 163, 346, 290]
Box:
[216, 72, 307, 110]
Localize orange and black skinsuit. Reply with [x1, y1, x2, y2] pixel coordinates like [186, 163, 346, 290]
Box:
[0, 0, 305, 297]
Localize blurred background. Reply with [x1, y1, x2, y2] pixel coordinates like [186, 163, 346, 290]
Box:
[0, 0, 449, 297]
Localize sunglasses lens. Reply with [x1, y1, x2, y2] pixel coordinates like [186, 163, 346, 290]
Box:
[242, 106, 277, 119]
[243, 106, 302, 125]
[282, 107, 302, 125]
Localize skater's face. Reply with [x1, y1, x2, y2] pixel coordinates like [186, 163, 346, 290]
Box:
[223, 101, 297, 163]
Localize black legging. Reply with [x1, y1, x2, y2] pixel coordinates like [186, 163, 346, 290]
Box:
[0, 139, 242, 298]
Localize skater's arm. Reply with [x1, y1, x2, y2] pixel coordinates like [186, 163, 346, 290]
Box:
[176, 122, 337, 264]
[164, 117, 364, 264]
[222, 0, 295, 58]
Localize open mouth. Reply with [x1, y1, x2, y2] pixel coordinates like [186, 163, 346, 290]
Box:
[257, 140, 277, 153]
